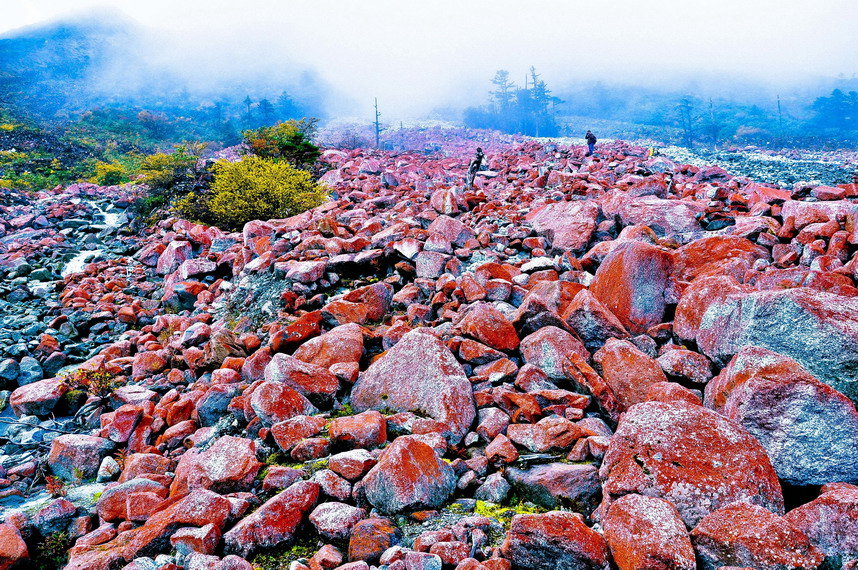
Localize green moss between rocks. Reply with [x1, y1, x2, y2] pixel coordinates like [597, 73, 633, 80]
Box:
[250, 535, 320, 570]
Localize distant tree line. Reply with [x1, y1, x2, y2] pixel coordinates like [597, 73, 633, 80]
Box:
[463, 68, 563, 137]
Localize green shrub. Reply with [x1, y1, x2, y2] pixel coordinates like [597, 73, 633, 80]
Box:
[243, 119, 320, 166]
[192, 155, 326, 230]
[138, 146, 196, 190]
[93, 161, 125, 185]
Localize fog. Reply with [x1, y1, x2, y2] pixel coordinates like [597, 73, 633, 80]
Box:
[3, 0, 858, 119]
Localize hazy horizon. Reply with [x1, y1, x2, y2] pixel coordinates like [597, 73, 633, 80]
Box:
[3, 1, 858, 120]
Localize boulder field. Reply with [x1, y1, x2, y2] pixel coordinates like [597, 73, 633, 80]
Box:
[1, 131, 857, 569]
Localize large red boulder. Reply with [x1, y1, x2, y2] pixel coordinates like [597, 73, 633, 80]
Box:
[329, 410, 387, 450]
[223, 480, 320, 557]
[358, 435, 456, 514]
[561, 289, 630, 351]
[673, 236, 769, 284]
[614, 196, 705, 237]
[293, 322, 364, 369]
[249, 381, 318, 425]
[598, 401, 784, 527]
[48, 434, 114, 481]
[264, 353, 339, 405]
[679, 285, 858, 403]
[349, 517, 402, 563]
[783, 484, 858, 564]
[690, 502, 824, 570]
[592, 338, 667, 411]
[602, 494, 695, 570]
[500, 511, 610, 570]
[351, 329, 475, 444]
[170, 435, 261, 495]
[10, 377, 68, 417]
[519, 326, 588, 379]
[705, 346, 858, 486]
[458, 303, 520, 351]
[589, 241, 675, 334]
[0, 523, 28, 569]
[525, 200, 601, 254]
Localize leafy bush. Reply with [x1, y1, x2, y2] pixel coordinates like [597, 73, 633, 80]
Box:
[138, 146, 196, 189]
[92, 161, 125, 185]
[61, 365, 119, 398]
[243, 119, 321, 166]
[178, 155, 326, 231]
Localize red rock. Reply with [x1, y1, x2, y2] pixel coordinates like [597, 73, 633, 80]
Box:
[10, 377, 68, 416]
[97, 477, 168, 522]
[48, 434, 114, 481]
[0, 523, 28, 569]
[270, 415, 328, 452]
[119, 453, 172, 482]
[329, 449, 377, 481]
[329, 410, 387, 450]
[644, 382, 702, 406]
[293, 322, 364, 368]
[171, 436, 262, 495]
[589, 241, 675, 334]
[780, 199, 858, 228]
[656, 348, 713, 385]
[250, 381, 319, 425]
[349, 517, 402, 563]
[506, 463, 601, 513]
[429, 541, 471, 567]
[223, 480, 320, 557]
[271, 311, 323, 352]
[131, 351, 168, 379]
[485, 434, 519, 464]
[690, 502, 824, 570]
[519, 326, 588, 379]
[156, 240, 193, 275]
[598, 401, 784, 527]
[428, 215, 476, 247]
[561, 289, 630, 351]
[457, 303, 519, 351]
[351, 329, 475, 444]
[673, 274, 748, 347]
[501, 511, 610, 570]
[431, 188, 462, 214]
[506, 416, 588, 453]
[525, 201, 601, 254]
[170, 523, 220, 555]
[290, 436, 330, 461]
[264, 353, 339, 404]
[783, 485, 858, 562]
[312, 468, 352, 501]
[673, 236, 768, 284]
[286, 260, 327, 283]
[261, 466, 303, 492]
[310, 502, 367, 541]
[603, 494, 695, 570]
[705, 346, 858, 486]
[359, 435, 457, 514]
[614, 195, 706, 236]
[592, 338, 667, 411]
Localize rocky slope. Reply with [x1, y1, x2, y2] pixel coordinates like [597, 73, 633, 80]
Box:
[1, 132, 857, 570]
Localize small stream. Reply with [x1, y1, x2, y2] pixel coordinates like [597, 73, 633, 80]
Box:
[60, 200, 124, 278]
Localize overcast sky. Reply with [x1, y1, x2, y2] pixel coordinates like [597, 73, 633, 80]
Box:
[3, 1, 858, 117]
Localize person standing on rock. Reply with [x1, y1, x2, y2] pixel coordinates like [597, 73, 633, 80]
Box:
[466, 147, 485, 188]
[585, 130, 597, 156]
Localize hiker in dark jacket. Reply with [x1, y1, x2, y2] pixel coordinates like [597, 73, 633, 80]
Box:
[467, 147, 485, 188]
[585, 130, 597, 156]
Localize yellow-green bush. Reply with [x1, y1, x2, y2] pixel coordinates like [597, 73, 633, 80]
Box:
[92, 161, 125, 186]
[203, 155, 327, 230]
[138, 147, 196, 189]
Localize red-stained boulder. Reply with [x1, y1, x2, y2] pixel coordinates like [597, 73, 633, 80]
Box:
[10, 377, 68, 417]
[644, 382, 702, 406]
[673, 236, 769, 284]
[270, 311, 323, 353]
[598, 401, 784, 527]
[293, 322, 364, 369]
[603, 494, 695, 570]
[351, 329, 475, 444]
[264, 353, 339, 405]
[349, 517, 402, 564]
[656, 348, 713, 385]
[705, 346, 858, 485]
[614, 196, 705, 237]
[170, 436, 261, 496]
[519, 326, 588, 379]
[328, 449, 378, 481]
[223, 480, 320, 557]
[97, 477, 168, 522]
[156, 240, 193, 275]
[428, 215, 476, 247]
[500, 511, 610, 570]
[561, 289, 630, 351]
[781, 199, 858, 228]
[458, 303, 520, 351]
[119, 453, 172, 482]
[525, 200, 601, 254]
[310, 502, 367, 541]
[131, 351, 168, 380]
[593, 338, 667, 411]
[0, 522, 28, 569]
[783, 484, 858, 564]
[329, 410, 387, 450]
[249, 381, 319, 425]
[48, 434, 114, 481]
[589, 241, 675, 334]
[506, 416, 589, 453]
[690, 502, 824, 570]
[678, 285, 858, 403]
[270, 415, 328, 452]
[359, 435, 457, 514]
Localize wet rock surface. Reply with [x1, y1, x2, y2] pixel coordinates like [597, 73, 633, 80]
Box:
[1, 129, 858, 569]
